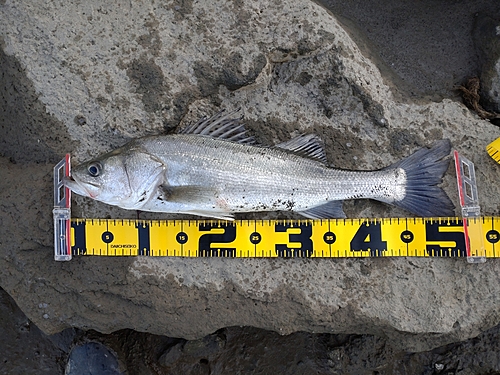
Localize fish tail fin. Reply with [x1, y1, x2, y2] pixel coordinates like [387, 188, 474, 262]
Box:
[384, 139, 455, 217]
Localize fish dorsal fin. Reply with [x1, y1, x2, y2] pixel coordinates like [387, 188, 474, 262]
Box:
[178, 109, 255, 144]
[275, 134, 327, 164]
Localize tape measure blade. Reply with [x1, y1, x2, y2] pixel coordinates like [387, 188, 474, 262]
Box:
[67, 217, 499, 259]
[486, 137, 500, 164]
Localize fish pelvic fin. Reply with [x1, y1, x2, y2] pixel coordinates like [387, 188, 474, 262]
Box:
[384, 139, 455, 217]
[182, 210, 235, 221]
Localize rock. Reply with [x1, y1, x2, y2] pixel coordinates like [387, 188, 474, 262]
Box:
[7, 283, 500, 374]
[65, 342, 122, 375]
[1, 0, 500, 353]
[0, 288, 66, 374]
[473, 14, 500, 113]
[155, 327, 324, 374]
[158, 333, 223, 370]
[159, 342, 185, 368]
[318, 0, 498, 101]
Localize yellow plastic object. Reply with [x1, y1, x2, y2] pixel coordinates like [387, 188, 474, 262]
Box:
[68, 217, 500, 258]
[486, 137, 500, 164]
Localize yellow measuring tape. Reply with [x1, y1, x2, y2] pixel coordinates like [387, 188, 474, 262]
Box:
[487, 137, 500, 164]
[69, 217, 500, 258]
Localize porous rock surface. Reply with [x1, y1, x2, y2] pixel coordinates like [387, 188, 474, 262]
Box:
[473, 13, 500, 113]
[1, 0, 500, 353]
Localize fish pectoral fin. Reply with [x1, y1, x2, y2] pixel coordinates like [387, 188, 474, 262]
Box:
[159, 185, 216, 202]
[176, 109, 255, 144]
[158, 185, 234, 220]
[298, 201, 346, 219]
[275, 134, 327, 164]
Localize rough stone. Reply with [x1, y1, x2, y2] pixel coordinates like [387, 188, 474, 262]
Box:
[1, 0, 500, 354]
[6, 285, 500, 374]
[473, 13, 500, 113]
[319, 0, 500, 101]
[0, 288, 66, 374]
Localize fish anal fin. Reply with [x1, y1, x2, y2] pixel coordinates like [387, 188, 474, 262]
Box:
[298, 201, 346, 219]
[276, 134, 328, 164]
[177, 109, 255, 144]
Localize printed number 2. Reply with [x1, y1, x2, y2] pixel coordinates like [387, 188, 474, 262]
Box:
[350, 222, 387, 256]
[198, 223, 237, 257]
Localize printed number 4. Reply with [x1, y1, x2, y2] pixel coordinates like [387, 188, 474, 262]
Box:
[350, 222, 387, 255]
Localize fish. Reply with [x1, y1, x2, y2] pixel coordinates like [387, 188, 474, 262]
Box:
[63, 110, 455, 220]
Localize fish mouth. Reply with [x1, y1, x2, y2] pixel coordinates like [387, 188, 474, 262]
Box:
[63, 175, 98, 198]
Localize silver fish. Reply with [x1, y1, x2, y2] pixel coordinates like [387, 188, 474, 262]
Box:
[64, 110, 454, 219]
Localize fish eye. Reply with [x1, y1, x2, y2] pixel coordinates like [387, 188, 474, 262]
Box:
[87, 162, 102, 177]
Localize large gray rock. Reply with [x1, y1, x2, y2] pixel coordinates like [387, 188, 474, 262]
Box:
[473, 14, 500, 113]
[1, 0, 500, 353]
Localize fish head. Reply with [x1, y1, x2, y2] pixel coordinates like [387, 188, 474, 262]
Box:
[64, 146, 165, 209]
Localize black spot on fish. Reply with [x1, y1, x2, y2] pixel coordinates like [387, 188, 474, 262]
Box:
[138, 191, 148, 203]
